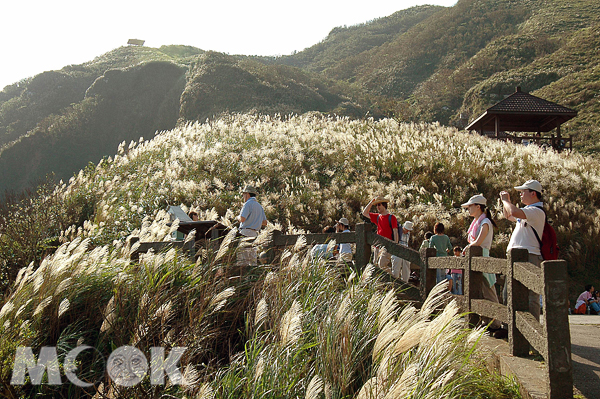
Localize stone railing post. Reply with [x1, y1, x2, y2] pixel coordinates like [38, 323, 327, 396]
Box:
[542, 259, 573, 399]
[508, 248, 530, 357]
[355, 223, 372, 271]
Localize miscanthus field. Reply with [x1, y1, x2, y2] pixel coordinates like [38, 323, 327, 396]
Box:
[2, 112, 600, 398]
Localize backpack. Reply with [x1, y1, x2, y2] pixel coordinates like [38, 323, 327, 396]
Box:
[529, 206, 559, 260]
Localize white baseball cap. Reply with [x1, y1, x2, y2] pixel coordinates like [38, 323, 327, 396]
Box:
[461, 194, 487, 208]
[403, 221, 414, 231]
[514, 180, 542, 193]
[338, 218, 350, 226]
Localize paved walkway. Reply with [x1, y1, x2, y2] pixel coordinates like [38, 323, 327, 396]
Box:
[570, 315, 600, 398]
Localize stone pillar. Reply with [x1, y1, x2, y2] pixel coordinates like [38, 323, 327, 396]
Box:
[542, 260, 573, 399]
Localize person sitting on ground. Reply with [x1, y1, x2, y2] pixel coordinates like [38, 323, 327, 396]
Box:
[335, 218, 353, 263]
[420, 231, 434, 251]
[574, 285, 600, 315]
[429, 222, 453, 284]
[310, 226, 337, 260]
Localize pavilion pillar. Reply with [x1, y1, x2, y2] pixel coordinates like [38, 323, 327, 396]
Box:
[495, 116, 499, 138]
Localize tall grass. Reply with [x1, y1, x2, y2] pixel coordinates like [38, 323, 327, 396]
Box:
[2, 112, 595, 396]
[45, 113, 600, 294]
[0, 214, 520, 398]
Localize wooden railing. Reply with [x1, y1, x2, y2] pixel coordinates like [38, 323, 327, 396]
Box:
[264, 223, 573, 399]
[131, 222, 572, 398]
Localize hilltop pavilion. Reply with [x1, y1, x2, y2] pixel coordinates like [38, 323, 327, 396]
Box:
[465, 87, 578, 151]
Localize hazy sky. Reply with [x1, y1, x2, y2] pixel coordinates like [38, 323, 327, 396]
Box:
[0, 0, 457, 90]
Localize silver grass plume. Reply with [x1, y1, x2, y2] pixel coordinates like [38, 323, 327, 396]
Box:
[100, 296, 116, 333]
[254, 355, 265, 382]
[181, 364, 201, 391]
[357, 377, 383, 399]
[0, 301, 14, 320]
[33, 296, 53, 317]
[58, 299, 70, 318]
[254, 297, 268, 328]
[305, 375, 324, 399]
[184, 229, 196, 244]
[293, 235, 307, 253]
[378, 290, 398, 331]
[196, 383, 215, 399]
[208, 287, 236, 312]
[326, 239, 337, 254]
[280, 300, 303, 348]
[214, 228, 238, 263]
[420, 280, 451, 319]
[373, 320, 401, 361]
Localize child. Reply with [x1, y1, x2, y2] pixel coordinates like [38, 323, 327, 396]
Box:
[574, 285, 600, 314]
[420, 231, 433, 250]
[451, 246, 463, 295]
[429, 222, 453, 283]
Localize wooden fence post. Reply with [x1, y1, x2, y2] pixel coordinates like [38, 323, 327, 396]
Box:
[542, 259, 573, 399]
[420, 248, 436, 301]
[508, 248, 530, 357]
[465, 245, 483, 327]
[263, 230, 281, 264]
[355, 223, 372, 270]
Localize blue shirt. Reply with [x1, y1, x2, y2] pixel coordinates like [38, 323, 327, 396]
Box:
[239, 197, 267, 231]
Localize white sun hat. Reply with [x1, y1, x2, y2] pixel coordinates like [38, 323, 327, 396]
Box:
[461, 194, 487, 208]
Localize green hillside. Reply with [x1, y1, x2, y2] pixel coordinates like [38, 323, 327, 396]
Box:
[0, 48, 374, 195]
[280, 0, 600, 149]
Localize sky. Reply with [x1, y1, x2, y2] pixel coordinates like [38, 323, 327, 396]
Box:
[0, 0, 457, 90]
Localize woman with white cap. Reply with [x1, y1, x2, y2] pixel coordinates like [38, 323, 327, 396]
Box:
[462, 194, 502, 331]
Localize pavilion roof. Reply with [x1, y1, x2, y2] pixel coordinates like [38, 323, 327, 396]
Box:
[466, 87, 577, 133]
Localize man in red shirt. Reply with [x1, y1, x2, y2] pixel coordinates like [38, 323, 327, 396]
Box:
[362, 196, 399, 272]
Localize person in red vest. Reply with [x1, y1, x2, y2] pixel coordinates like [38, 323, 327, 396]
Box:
[362, 196, 399, 274]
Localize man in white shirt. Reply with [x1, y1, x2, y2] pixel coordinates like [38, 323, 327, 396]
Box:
[500, 179, 546, 320]
[336, 218, 353, 263]
[238, 185, 267, 266]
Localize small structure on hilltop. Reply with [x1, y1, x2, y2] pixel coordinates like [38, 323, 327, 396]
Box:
[465, 87, 577, 152]
[127, 39, 145, 46]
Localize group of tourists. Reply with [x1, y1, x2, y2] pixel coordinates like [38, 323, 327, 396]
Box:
[234, 179, 550, 326]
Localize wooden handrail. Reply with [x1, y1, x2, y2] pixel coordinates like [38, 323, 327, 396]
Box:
[130, 222, 572, 398]
[264, 224, 572, 398]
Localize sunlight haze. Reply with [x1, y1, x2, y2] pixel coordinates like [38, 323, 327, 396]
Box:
[0, 0, 456, 90]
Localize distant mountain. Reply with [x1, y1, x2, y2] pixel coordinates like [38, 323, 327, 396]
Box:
[1, 0, 600, 194]
[278, 0, 600, 150]
[0, 47, 371, 194]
